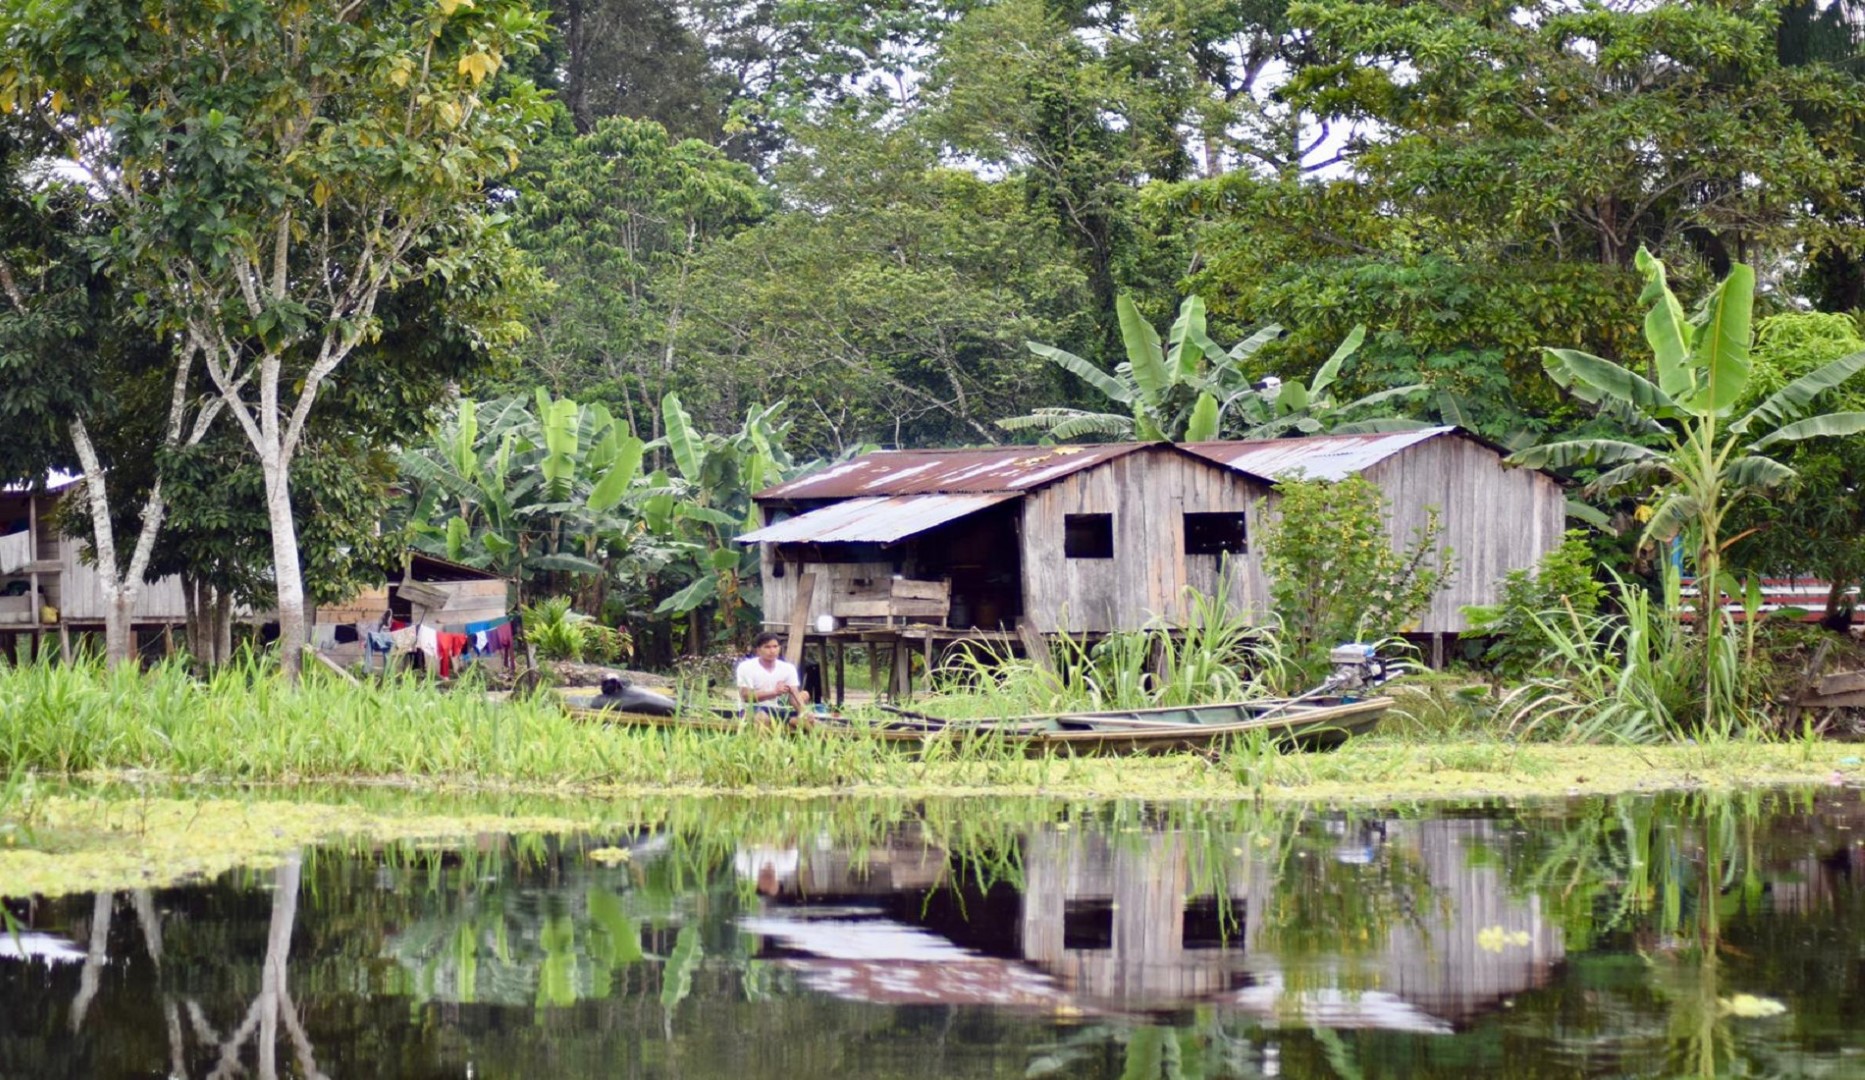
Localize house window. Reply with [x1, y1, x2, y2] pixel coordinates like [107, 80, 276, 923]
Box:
[1064, 514, 1114, 559]
[1063, 900, 1114, 950]
[1184, 511, 1248, 555]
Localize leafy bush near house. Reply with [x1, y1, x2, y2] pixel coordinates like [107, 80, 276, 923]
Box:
[1463, 531, 1605, 680]
[1259, 475, 1451, 685]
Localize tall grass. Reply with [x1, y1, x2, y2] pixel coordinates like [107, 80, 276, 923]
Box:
[927, 585, 1291, 719]
[1497, 567, 1763, 743]
[0, 653, 1094, 789]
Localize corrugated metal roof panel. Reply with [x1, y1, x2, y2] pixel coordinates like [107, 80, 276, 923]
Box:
[1, 470, 79, 495]
[1183, 428, 1454, 482]
[758, 445, 1147, 499]
[737, 492, 1019, 544]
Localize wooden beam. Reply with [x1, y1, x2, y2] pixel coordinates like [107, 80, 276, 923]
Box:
[1815, 669, 1865, 696]
[304, 646, 360, 686]
[785, 571, 817, 668]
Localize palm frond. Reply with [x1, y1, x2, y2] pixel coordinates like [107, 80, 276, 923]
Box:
[1723, 455, 1796, 489]
[1544, 348, 1683, 418]
[1749, 410, 1865, 450]
[1227, 324, 1284, 363]
[1050, 413, 1137, 440]
[1731, 348, 1865, 436]
[1509, 438, 1658, 471]
[1586, 457, 1671, 495]
[1026, 341, 1132, 404]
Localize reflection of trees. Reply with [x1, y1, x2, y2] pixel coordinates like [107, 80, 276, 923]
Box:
[62, 854, 318, 1080]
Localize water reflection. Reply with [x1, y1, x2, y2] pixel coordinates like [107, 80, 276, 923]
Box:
[4, 790, 1863, 1078]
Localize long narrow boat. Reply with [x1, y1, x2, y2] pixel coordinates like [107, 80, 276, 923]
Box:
[564, 693, 1388, 755]
[900, 695, 1389, 754]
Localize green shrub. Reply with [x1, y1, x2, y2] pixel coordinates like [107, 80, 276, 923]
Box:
[1259, 475, 1451, 685]
[522, 597, 586, 661]
[1463, 531, 1606, 680]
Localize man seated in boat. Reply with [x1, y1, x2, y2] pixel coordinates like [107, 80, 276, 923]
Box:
[737, 631, 811, 720]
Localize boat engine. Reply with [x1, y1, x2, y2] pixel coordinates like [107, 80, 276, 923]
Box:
[1326, 643, 1393, 693]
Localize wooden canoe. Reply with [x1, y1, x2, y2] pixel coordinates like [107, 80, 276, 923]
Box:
[565, 694, 1388, 755]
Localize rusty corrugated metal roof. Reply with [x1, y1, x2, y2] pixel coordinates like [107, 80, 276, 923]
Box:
[758, 444, 1149, 499]
[1183, 427, 1454, 482]
[737, 492, 1018, 544]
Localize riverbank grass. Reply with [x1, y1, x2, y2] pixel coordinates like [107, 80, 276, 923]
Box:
[2, 658, 1861, 801]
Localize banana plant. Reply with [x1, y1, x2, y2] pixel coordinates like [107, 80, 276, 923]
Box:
[649, 394, 797, 647]
[399, 392, 645, 603]
[1002, 295, 1416, 443]
[1219, 324, 1429, 439]
[1510, 247, 1865, 723]
[1001, 295, 1237, 442]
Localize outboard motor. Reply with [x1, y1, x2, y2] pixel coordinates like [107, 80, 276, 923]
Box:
[1325, 643, 1395, 695]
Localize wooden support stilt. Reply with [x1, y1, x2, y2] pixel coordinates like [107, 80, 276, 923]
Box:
[785, 572, 816, 668]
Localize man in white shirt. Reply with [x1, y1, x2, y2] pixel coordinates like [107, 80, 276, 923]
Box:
[736, 631, 811, 716]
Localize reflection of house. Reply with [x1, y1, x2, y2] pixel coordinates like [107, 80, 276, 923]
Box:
[740, 816, 1566, 1029]
[1231, 819, 1565, 1028]
[1020, 827, 1253, 1012]
[741, 429, 1565, 688]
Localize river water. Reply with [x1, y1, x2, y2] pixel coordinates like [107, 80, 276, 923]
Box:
[4, 789, 1862, 1078]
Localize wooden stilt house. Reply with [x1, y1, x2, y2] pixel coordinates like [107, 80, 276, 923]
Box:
[741, 428, 1565, 682]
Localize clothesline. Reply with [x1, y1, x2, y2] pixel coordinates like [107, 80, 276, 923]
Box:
[321, 613, 522, 677]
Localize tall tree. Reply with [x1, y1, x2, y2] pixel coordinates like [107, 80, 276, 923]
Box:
[508, 114, 765, 425]
[1158, 0, 1865, 442]
[4, 0, 550, 677]
[0, 118, 226, 666]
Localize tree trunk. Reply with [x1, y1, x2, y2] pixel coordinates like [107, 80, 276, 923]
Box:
[105, 590, 137, 668]
[262, 463, 309, 679]
[69, 420, 138, 670]
[216, 587, 234, 667]
[183, 577, 202, 674]
[257, 852, 302, 1080]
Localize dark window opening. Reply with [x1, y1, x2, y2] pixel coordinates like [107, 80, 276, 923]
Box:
[1182, 896, 1243, 949]
[1063, 900, 1114, 950]
[1064, 514, 1114, 559]
[1185, 511, 1248, 555]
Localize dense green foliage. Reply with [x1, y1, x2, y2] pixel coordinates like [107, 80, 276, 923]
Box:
[1513, 250, 1865, 724]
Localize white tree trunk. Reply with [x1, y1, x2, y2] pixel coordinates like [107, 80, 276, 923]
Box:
[261, 462, 308, 678]
[65, 346, 216, 669]
[216, 587, 234, 668]
[69, 419, 138, 669]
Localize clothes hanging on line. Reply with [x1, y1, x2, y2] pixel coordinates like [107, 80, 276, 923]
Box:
[436, 631, 469, 677]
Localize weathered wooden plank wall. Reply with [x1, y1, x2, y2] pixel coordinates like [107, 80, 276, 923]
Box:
[55, 537, 190, 622]
[1019, 448, 1270, 633]
[1359, 437, 1566, 633]
[760, 553, 905, 628]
